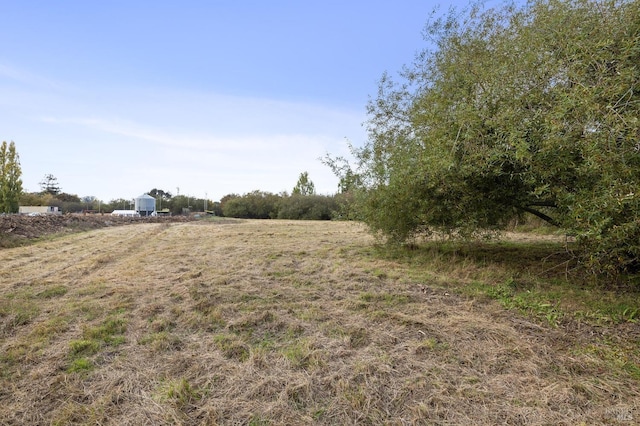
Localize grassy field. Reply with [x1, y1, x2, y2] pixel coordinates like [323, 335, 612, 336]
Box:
[1, 219, 638, 425]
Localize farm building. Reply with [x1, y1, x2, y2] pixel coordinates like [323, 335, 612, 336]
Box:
[19, 206, 61, 215]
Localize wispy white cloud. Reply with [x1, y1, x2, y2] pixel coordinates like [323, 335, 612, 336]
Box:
[3, 66, 365, 201]
[0, 63, 67, 91]
[40, 116, 327, 154]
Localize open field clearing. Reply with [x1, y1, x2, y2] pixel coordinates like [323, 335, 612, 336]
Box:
[1, 220, 638, 425]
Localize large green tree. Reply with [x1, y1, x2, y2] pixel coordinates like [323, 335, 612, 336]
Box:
[0, 141, 23, 213]
[337, 0, 640, 276]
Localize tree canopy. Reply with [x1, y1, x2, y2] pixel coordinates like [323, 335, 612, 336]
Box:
[332, 0, 640, 276]
[0, 141, 23, 213]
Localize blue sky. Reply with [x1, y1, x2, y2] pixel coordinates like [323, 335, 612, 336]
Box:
[1, 1, 471, 202]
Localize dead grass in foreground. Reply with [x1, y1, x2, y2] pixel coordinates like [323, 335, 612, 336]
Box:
[1, 220, 638, 425]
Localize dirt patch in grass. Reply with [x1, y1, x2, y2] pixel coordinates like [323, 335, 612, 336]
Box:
[0, 220, 638, 425]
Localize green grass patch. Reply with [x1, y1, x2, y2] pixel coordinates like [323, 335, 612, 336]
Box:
[267, 269, 296, 279]
[292, 306, 328, 322]
[0, 344, 30, 379]
[228, 310, 277, 335]
[69, 339, 101, 356]
[0, 299, 40, 329]
[248, 415, 271, 426]
[470, 278, 563, 327]
[67, 357, 94, 374]
[571, 292, 640, 325]
[415, 337, 449, 354]
[83, 317, 127, 345]
[66, 312, 128, 373]
[34, 285, 68, 299]
[575, 341, 640, 380]
[280, 338, 323, 369]
[320, 322, 348, 338]
[155, 378, 206, 407]
[250, 332, 278, 350]
[71, 300, 103, 321]
[32, 316, 70, 338]
[350, 292, 412, 314]
[379, 238, 639, 327]
[138, 331, 183, 352]
[76, 280, 109, 297]
[213, 333, 250, 362]
[365, 267, 390, 279]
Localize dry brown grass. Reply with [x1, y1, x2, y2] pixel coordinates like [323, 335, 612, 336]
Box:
[1, 220, 638, 425]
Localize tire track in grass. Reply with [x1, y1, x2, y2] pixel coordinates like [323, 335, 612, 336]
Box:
[0, 224, 172, 289]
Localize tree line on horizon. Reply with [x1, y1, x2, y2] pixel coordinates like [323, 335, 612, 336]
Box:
[14, 171, 351, 220]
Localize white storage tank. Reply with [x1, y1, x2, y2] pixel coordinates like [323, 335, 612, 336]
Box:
[135, 193, 156, 217]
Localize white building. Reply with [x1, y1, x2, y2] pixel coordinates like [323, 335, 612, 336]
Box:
[19, 206, 61, 215]
[110, 210, 140, 217]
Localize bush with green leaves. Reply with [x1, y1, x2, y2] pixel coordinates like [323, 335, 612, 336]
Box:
[277, 194, 337, 220]
[331, 0, 640, 277]
[221, 191, 281, 219]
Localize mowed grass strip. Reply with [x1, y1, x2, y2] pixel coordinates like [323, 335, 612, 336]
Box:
[0, 219, 638, 425]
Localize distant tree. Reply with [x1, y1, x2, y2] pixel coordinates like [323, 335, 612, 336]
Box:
[39, 174, 61, 196]
[20, 192, 46, 206]
[277, 194, 337, 220]
[148, 188, 171, 210]
[0, 141, 23, 213]
[60, 200, 84, 213]
[107, 198, 134, 211]
[292, 172, 316, 196]
[222, 197, 250, 218]
[168, 195, 191, 215]
[222, 191, 281, 219]
[148, 188, 172, 200]
[57, 193, 81, 203]
[48, 192, 84, 213]
[209, 201, 223, 216]
[322, 149, 363, 220]
[19, 192, 62, 208]
[219, 193, 240, 217]
[219, 194, 239, 204]
[80, 195, 98, 211]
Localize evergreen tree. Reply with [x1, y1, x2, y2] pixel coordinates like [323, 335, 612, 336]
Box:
[39, 174, 61, 195]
